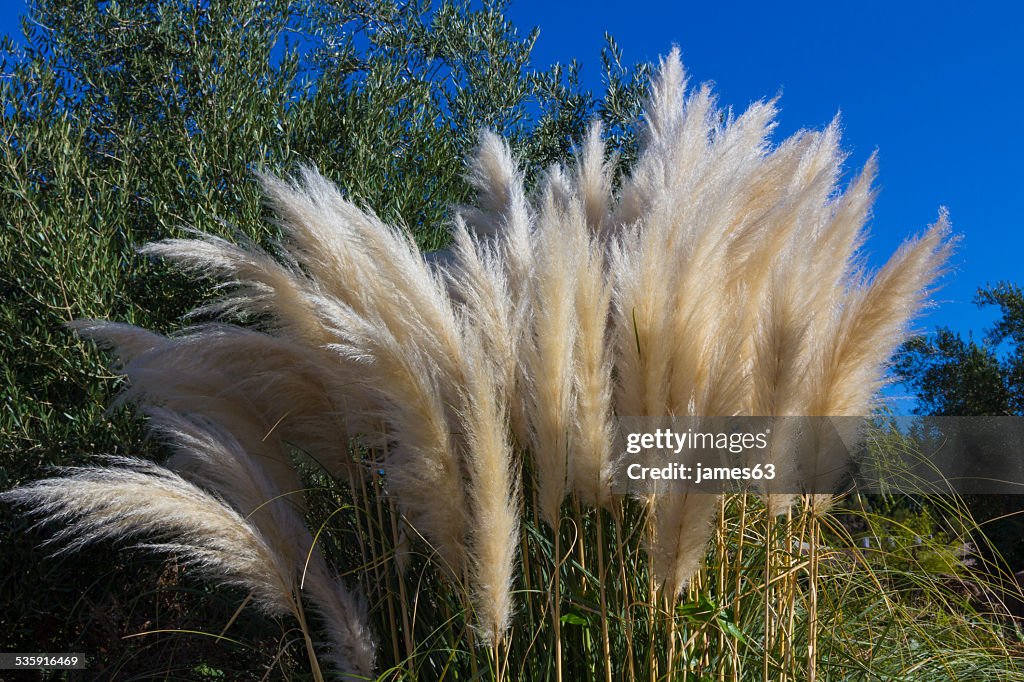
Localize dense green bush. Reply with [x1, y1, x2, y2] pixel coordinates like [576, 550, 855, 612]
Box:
[0, 1, 646, 673]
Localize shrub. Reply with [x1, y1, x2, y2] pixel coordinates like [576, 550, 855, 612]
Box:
[0, 1, 645, 671]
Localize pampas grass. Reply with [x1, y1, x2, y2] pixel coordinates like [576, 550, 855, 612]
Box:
[6, 47, 1008, 682]
[5, 457, 299, 616]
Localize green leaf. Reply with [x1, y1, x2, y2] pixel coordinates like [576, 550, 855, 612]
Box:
[718, 617, 748, 645]
[677, 594, 718, 622]
[560, 612, 589, 626]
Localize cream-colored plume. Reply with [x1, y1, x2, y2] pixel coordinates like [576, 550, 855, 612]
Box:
[3, 458, 300, 615]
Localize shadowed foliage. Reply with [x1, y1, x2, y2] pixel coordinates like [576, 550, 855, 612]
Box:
[1, 1, 646, 674]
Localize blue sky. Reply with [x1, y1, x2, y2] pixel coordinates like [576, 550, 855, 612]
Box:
[504, 0, 1023, 341]
[3, 2, 1022, 359]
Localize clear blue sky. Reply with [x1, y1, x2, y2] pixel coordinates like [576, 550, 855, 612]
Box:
[505, 0, 1024, 343]
[3, 1, 1022, 350]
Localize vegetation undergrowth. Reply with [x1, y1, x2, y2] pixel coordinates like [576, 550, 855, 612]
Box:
[324, 464, 1024, 681]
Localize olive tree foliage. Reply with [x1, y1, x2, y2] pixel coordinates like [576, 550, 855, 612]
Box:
[894, 282, 1024, 417]
[893, 282, 1024, 570]
[0, 0, 647, 663]
[1, 0, 649, 479]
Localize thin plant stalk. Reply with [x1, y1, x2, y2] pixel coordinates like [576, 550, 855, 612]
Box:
[647, 531, 657, 682]
[388, 498, 414, 673]
[614, 501, 638, 682]
[807, 503, 820, 682]
[732, 494, 748, 681]
[666, 593, 678, 678]
[346, 466, 373, 603]
[493, 634, 504, 682]
[717, 495, 727, 682]
[295, 594, 326, 682]
[596, 508, 612, 682]
[787, 503, 809, 678]
[552, 524, 563, 682]
[371, 467, 402, 667]
[763, 509, 774, 682]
